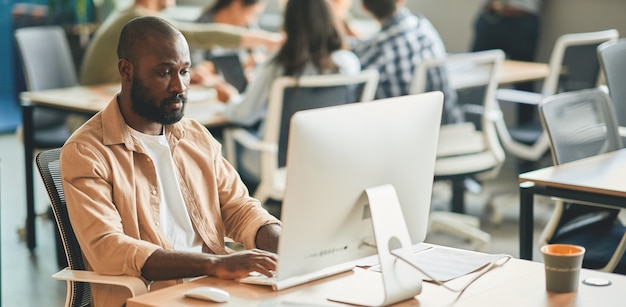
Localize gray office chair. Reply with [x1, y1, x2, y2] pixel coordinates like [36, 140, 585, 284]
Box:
[14, 25, 78, 255]
[495, 29, 619, 163]
[36, 148, 148, 307]
[14, 25, 76, 144]
[597, 38, 626, 138]
[223, 69, 379, 206]
[538, 88, 626, 273]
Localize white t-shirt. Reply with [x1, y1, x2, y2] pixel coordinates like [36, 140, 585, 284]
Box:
[130, 128, 203, 253]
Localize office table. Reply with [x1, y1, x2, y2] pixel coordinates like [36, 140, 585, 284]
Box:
[448, 59, 549, 89]
[497, 60, 550, 85]
[126, 245, 626, 307]
[518, 149, 626, 260]
[19, 84, 226, 251]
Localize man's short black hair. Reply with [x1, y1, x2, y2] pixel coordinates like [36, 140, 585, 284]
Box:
[362, 0, 397, 20]
[117, 16, 180, 63]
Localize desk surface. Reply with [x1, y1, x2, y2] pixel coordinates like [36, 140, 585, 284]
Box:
[498, 60, 549, 85]
[20, 84, 228, 127]
[519, 149, 626, 198]
[126, 245, 626, 307]
[448, 59, 548, 90]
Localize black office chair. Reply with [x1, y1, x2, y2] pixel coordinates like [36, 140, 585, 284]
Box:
[36, 148, 148, 307]
[538, 88, 626, 274]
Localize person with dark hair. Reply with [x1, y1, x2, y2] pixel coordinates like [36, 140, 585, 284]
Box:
[79, 0, 281, 86]
[353, 0, 462, 125]
[191, 0, 268, 85]
[197, 0, 265, 26]
[62, 16, 281, 307]
[216, 0, 361, 184]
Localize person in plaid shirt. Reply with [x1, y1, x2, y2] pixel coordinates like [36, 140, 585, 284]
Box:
[353, 0, 462, 124]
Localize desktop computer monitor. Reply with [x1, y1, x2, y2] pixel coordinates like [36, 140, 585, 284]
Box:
[275, 92, 443, 292]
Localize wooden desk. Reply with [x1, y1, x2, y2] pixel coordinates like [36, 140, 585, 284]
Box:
[19, 84, 227, 251]
[20, 84, 227, 126]
[126, 247, 626, 307]
[518, 149, 626, 260]
[498, 60, 549, 85]
[449, 59, 549, 90]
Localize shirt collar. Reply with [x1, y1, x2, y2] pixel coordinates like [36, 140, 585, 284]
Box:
[100, 95, 186, 151]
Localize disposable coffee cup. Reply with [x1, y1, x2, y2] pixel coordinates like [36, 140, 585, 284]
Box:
[541, 244, 585, 293]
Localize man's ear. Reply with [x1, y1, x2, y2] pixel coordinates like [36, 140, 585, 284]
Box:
[118, 59, 133, 82]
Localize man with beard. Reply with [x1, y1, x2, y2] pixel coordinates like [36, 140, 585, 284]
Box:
[60, 16, 281, 307]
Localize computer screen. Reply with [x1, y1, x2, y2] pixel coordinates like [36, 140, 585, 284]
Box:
[276, 92, 443, 285]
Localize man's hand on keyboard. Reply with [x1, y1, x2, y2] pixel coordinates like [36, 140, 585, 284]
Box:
[207, 248, 278, 280]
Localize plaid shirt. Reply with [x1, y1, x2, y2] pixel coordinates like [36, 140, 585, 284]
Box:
[354, 9, 462, 124]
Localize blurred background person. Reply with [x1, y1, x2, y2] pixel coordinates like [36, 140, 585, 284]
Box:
[470, 0, 543, 124]
[353, 0, 461, 125]
[191, 0, 269, 85]
[79, 0, 282, 87]
[216, 0, 361, 186]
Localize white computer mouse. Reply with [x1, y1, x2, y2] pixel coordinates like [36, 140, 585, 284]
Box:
[184, 286, 230, 303]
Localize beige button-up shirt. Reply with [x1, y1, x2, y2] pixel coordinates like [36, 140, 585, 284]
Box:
[61, 97, 280, 306]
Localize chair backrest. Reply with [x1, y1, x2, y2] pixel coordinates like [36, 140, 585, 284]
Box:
[14, 25, 78, 132]
[597, 38, 626, 128]
[11, 3, 51, 103]
[539, 88, 623, 239]
[542, 29, 618, 97]
[264, 69, 379, 169]
[35, 148, 91, 307]
[412, 50, 506, 176]
[409, 53, 460, 125]
[14, 25, 78, 91]
[539, 88, 623, 165]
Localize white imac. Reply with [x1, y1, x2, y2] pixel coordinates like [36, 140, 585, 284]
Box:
[277, 92, 444, 305]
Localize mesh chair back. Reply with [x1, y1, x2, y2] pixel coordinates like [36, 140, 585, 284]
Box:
[558, 44, 603, 92]
[539, 88, 623, 164]
[36, 148, 91, 307]
[14, 25, 76, 138]
[539, 88, 623, 240]
[14, 26, 78, 91]
[543, 29, 618, 97]
[264, 70, 379, 168]
[598, 38, 626, 128]
[277, 85, 356, 167]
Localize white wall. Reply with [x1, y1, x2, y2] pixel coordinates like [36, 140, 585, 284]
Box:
[405, 0, 626, 62]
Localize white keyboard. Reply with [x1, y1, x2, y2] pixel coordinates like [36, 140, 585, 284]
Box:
[238, 271, 277, 286]
[238, 263, 355, 291]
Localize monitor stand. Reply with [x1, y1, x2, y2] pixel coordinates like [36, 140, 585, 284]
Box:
[327, 184, 422, 306]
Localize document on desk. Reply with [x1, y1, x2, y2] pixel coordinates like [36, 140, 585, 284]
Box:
[367, 245, 510, 282]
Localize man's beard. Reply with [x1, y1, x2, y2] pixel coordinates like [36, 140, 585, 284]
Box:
[130, 75, 186, 125]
